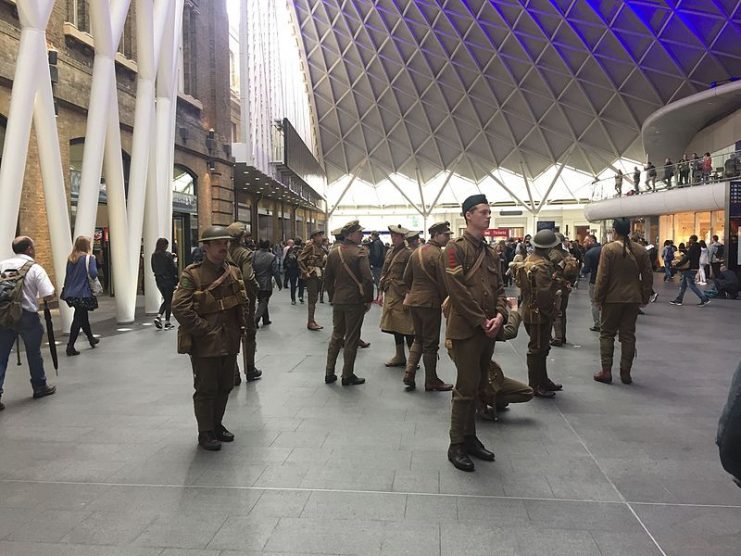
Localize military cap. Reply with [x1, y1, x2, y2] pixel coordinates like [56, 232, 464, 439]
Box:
[388, 224, 410, 235]
[341, 220, 364, 236]
[199, 225, 232, 242]
[531, 229, 559, 249]
[225, 221, 250, 238]
[461, 194, 489, 214]
[310, 229, 324, 238]
[428, 221, 451, 236]
[612, 218, 631, 236]
[555, 232, 565, 243]
[405, 229, 420, 240]
[331, 227, 344, 237]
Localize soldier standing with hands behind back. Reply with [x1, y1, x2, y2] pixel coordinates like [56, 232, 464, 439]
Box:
[442, 195, 508, 472]
[172, 226, 250, 451]
[299, 230, 326, 331]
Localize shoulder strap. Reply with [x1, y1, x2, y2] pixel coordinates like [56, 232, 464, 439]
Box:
[416, 246, 436, 282]
[85, 255, 94, 278]
[338, 246, 365, 297]
[463, 245, 487, 282]
[204, 264, 232, 292]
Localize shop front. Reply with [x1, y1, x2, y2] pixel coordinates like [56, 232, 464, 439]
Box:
[658, 210, 725, 245]
[172, 164, 198, 270]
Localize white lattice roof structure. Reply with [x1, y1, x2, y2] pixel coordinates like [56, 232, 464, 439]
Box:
[292, 0, 741, 203]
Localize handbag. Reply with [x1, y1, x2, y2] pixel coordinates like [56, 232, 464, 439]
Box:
[86, 255, 103, 296]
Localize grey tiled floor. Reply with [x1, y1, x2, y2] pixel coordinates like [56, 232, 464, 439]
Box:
[1, 278, 740, 555]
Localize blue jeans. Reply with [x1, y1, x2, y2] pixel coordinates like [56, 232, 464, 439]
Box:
[663, 261, 673, 280]
[0, 310, 48, 395]
[676, 270, 708, 303]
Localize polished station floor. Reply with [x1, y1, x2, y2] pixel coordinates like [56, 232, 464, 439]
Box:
[0, 278, 740, 555]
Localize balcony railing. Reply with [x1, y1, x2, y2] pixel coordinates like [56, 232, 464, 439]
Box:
[590, 150, 741, 202]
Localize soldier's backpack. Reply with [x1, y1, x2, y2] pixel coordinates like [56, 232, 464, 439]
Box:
[0, 261, 34, 330]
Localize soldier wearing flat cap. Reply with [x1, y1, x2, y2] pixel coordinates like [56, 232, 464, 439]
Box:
[440, 194, 507, 472]
[401, 221, 453, 392]
[323, 220, 374, 385]
[299, 229, 326, 331]
[226, 222, 262, 384]
[549, 232, 578, 347]
[172, 226, 250, 451]
[379, 224, 414, 367]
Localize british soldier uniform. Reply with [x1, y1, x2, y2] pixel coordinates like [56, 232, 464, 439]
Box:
[379, 224, 414, 367]
[299, 230, 326, 331]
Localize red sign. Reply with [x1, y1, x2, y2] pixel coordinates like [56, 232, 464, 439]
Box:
[483, 228, 510, 238]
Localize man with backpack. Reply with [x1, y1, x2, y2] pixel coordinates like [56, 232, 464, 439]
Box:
[0, 236, 57, 410]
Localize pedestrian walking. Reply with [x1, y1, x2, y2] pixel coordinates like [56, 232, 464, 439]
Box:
[669, 235, 711, 307]
[151, 237, 178, 331]
[62, 235, 101, 355]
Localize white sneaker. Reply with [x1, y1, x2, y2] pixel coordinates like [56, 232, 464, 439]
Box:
[164, 322, 175, 330]
[154, 316, 163, 329]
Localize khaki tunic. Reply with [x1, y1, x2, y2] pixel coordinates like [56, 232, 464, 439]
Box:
[594, 240, 653, 305]
[402, 240, 446, 308]
[379, 244, 413, 335]
[172, 259, 248, 357]
[441, 231, 508, 340]
[324, 241, 374, 305]
[298, 242, 326, 280]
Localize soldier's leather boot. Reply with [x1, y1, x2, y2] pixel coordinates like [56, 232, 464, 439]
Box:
[385, 342, 406, 367]
[358, 339, 371, 348]
[464, 435, 495, 461]
[593, 368, 613, 384]
[198, 431, 221, 451]
[403, 346, 422, 390]
[245, 368, 262, 382]
[533, 385, 556, 398]
[620, 368, 632, 384]
[234, 368, 242, 386]
[544, 378, 563, 391]
[423, 353, 452, 391]
[448, 443, 475, 472]
[0, 397, 5, 411]
[215, 424, 235, 442]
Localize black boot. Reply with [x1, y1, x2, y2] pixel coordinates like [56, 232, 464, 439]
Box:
[246, 368, 262, 381]
[198, 431, 221, 451]
[464, 436, 495, 461]
[215, 424, 234, 442]
[88, 336, 100, 348]
[448, 443, 475, 472]
[66, 345, 80, 356]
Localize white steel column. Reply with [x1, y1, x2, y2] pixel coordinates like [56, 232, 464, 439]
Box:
[0, 0, 73, 327]
[123, 0, 169, 319]
[239, 0, 252, 163]
[74, 0, 133, 322]
[143, 121, 161, 313]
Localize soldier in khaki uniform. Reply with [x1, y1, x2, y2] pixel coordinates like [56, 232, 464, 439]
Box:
[549, 233, 575, 346]
[172, 226, 250, 451]
[515, 229, 562, 398]
[593, 218, 653, 385]
[442, 195, 507, 472]
[299, 230, 326, 331]
[324, 220, 374, 385]
[226, 222, 262, 384]
[401, 221, 453, 392]
[379, 224, 414, 367]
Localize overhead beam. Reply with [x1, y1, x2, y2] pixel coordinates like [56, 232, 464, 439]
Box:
[520, 162, 536, 212]
[536, 158, 570, 215]
[327, 174, 358, 218]
[473, 157, 534, 214]
[415, 166, 426, 215]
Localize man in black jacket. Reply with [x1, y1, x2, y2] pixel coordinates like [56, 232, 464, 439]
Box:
[669, 235, 710, 307]
[367, 231, 386, 300]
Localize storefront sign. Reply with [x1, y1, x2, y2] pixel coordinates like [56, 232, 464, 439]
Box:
[483, 228, 510, 238]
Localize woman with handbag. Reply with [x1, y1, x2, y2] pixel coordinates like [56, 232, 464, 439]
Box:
[62, 236, 101, 356]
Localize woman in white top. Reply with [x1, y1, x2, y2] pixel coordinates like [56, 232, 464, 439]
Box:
[698, 240, 710, 285]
